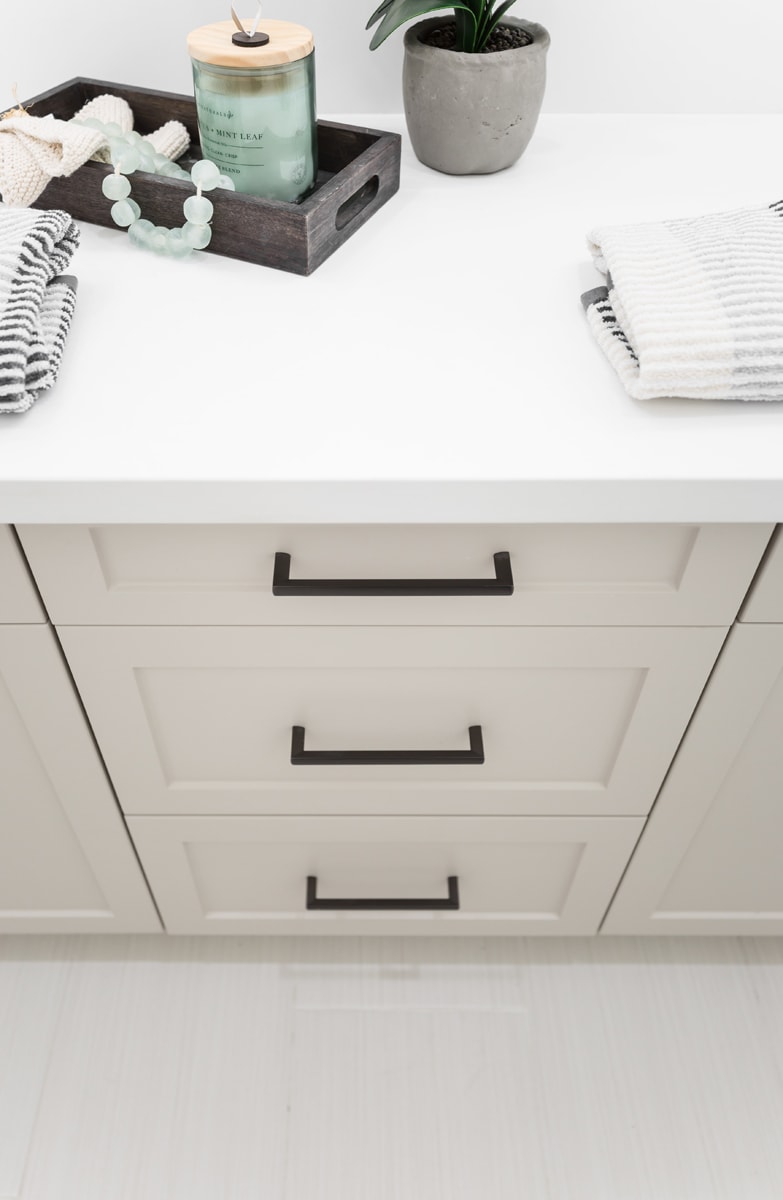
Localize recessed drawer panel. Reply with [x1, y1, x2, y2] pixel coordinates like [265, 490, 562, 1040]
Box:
[127, 814, 644, 935]
[57, 625, 725, 817]
[18, 523, 773, 626]
[740, 526, 783, 623]
[0, 526, 44, 623]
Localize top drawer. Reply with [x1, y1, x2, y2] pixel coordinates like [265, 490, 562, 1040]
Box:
[740, 526, 783, 623]
[0, 526, 44, 623]
[16, 523, 773, 627]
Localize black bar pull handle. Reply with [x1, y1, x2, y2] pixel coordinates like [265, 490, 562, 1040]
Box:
[273, 551, 513, 597]
[291, 724, 484, 766]
[306, 875, 460, 911]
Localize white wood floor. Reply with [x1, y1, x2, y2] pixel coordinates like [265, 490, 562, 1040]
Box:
[1, 937, 783, 1200]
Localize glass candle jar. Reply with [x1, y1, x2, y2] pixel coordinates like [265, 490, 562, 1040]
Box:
[187, 19, 317, 202]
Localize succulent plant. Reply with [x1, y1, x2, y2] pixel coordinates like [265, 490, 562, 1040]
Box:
[367, 0, 519, 52]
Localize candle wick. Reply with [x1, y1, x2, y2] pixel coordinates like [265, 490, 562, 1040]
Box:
[249, 3, 262, 38]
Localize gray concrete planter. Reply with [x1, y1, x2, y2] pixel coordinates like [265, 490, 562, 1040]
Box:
[402, 16, 550, 175]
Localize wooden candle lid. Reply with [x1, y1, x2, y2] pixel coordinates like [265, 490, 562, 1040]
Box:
[187, 19, 314, 68]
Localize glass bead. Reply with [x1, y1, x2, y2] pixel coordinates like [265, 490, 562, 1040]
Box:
[182, 221, 212, 250]
[167, 229, 193, 259]
[102, 173, 131, 200]
[110, 199, 137, 227]
[115, 147, 141, 174]
[183, 195, 213, 225]
[150, 227, 169, 254]
[103, 122, 124, 137]
[126, 199, 141, 221]
[136, 146, 155, 171]
[128, 218, 154, 246]
[218, 175, 236, 191]
[80, 117, 105, 131]
[190, 160, 221, 191]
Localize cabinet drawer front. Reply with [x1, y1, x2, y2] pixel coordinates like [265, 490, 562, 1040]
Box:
[127, 814, 644, 935]
[0, 527, 44, 623]
[58, 625, 725, 817]
[18, 523, 772, 626]
[740, 526, 783, 622]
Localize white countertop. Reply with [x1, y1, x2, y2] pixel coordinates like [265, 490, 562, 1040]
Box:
[2, 113, 783, 524]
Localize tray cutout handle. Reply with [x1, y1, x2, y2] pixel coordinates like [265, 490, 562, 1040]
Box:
[335, 175, 379, 230]
[306, 875, 460, 911]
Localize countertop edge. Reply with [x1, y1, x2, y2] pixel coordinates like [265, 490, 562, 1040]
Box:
[2, 480, 781, 524]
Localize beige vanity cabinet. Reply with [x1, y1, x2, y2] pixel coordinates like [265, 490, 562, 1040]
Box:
[602, 623, 783, 934]
[12, 520, 776, 936]
[0, 529, 160, 933]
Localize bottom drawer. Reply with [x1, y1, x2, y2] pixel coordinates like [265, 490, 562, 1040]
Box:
[128, 815, 644, 935]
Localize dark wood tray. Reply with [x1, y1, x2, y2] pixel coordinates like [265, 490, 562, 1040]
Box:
[18, 77, 402, 275]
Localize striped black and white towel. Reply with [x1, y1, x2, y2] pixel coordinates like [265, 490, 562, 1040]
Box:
[582, 199, 783, 401]
[0, 207, 79, 414]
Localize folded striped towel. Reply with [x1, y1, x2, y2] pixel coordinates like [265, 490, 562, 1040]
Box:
[0, 206, 79, 414]
[582, 199, 783, 401]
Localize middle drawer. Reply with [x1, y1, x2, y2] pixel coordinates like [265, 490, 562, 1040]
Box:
[58, 625, 725, 818]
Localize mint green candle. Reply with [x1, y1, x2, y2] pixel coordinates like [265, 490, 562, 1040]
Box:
[187, 19, 317, 202]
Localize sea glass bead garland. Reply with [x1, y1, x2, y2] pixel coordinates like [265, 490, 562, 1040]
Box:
[73, 119, 235, 258]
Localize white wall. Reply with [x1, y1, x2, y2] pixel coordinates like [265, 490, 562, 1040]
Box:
[2, 0, 783, 115]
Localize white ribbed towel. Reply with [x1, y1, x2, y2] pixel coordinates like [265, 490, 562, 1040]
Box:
[0, 207, 79, 414]
[582, 200, 783, 401]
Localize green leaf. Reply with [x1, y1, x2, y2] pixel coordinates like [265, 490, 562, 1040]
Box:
[366, 0, 396, 31]
[454, 6, 481, 50]
[476, 0, 518, 49]
[368, 0, 478, 49]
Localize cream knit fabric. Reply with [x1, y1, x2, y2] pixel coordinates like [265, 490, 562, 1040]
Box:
[0, 95, 190, 207]
[0, 115, 108, 206]
[582, 200, 783, 401]
[145, 121, 190, 163]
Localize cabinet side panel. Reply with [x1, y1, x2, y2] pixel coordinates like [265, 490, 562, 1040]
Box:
[0, 526, 44, 624]
[0, 626, 160, 932]
[602, 625, 783, 934]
